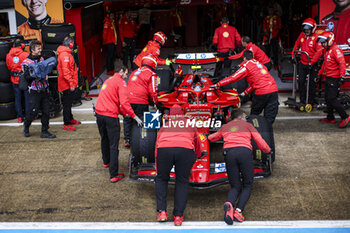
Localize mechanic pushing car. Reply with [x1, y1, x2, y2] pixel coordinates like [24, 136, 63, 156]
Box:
[317, 31, 350, 128]
[291, 18, 323, 107]
[229, 36, 272, 71]
[212, 17, 241, 70]
[208, 108, 271, 224]
[212, 50, 279, 125]
[95, 65, 143, 183]
[134, 31, 171, 68]
[155, 105, 201, 226]
[123, 54, 159, 147]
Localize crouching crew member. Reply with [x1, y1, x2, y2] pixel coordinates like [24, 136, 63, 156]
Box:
[208, 109, 271, 224]
[155, 105, 201, 226]
[6, 39, 29, 123]
[57, 37, 81, 131]
[317, 31, 350, 128]
[229, 36, 272, 71]
[123, 54, 159, 147]
[212, 50, 279, 125]
[22, 40, 55, 138]
[134, 31, 170, 68]
[95, 65, 143, 182]
[292, 18, 323, 106]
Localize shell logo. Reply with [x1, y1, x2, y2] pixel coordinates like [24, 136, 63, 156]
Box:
[143, 47, 147, 52]
[101, 84, 107, 90]
[151, 172, 156, 175]
[199, 134, 206, 141]
[223, 31, 229, 38]
[301, 38, 304, 42]
[230, 126, 238, 132]
[131, 76, 138, 81]
[261, 69, 267, 75]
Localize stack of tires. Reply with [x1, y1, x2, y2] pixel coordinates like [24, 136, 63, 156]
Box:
[0, 35, 23, 120]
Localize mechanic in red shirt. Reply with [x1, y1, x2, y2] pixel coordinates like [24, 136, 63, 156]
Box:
[6, 39, 29, 123]
[263, 6, 282, 70]
[155, 104, 201, 226]
[229, 36, 272, 70]
[103, 11, 118, 75]
[134, 31, 169, 68]
[317, 31, 350, 128]
[291, 18, 323, 106]
[208, 108, 270, 224]
[213, 50, 279, 125]
[57, 37, 81, 132]
[123, 54, 159, 147]
[170, 7, 186, 48]
[95, 65, 143, 182]
[118, 9, 138, 70]
[213, 17, 241, 70]
[320, 0, 350, 45]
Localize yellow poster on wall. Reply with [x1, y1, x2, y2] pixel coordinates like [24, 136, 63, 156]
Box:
[14, 0, 64, 41]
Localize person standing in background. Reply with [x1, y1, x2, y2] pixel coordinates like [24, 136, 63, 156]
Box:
[137, 4, 152, 47]
[118, 9, 138, 70]
[263, 6, 282, 70]
[103, 11, 118, 76]
[57, 36, 81, 131]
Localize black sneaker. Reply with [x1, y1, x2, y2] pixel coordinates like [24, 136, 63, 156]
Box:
[41, 131, 56, 139]
[23, 127, 30, 137]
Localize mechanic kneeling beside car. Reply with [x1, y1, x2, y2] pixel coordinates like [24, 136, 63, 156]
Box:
[208, 109, 271, 224]
[155, 105, 201, 226]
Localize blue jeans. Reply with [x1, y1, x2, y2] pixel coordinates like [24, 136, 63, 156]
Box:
[12, 83, 29, 118]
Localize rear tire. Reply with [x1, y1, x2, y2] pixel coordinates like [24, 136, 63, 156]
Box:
[0, 42, 12, 60]
[247, 115, 275, 163]
[156, 67, 172, 92]
[130, 121, 157, 165]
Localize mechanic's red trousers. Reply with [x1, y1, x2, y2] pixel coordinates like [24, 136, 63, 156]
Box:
[224, 147, 254, 211]
[155, 147, 196, 216]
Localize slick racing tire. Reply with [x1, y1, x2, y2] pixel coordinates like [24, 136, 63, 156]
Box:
[0, 102, 16, 120]
[0, 61, 10, 83]
[41, 23, 76, 44]
[0, 42, 12, 60]
[130, 121, 157, 164]
[0, 82, 15, 103]
[156, 67, 172, 92]
[247, 115, 275, 163]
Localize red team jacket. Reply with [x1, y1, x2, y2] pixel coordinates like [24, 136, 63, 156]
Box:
[213, 23, 241, 53]
[95, 73, 136, 119]
[102, 17, 117, 45]
[57, 46, 78, 92]
[263, 15, 282, 40]
[292, 32, 323, 65]
[156, 106, 201, 158]
[321, 8, 350, 45]
[118, 14, 138, 43]
[229, 42, 270, 65]
[208, 118, 271, 152]
[318, 44, 346, 78]
[6, 47, 29, 84]
[127, 67, 158, 105]
[218, 59, 278, 95]
[134, 40, 166, 68]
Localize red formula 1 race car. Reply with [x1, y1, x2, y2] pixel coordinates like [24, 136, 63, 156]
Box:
[128, 53, 275, 189]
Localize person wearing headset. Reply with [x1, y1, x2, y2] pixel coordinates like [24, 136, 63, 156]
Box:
[57, 36, 81, 131]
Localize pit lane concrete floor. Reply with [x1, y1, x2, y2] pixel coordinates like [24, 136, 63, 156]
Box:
[0, 93, 349, 222]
